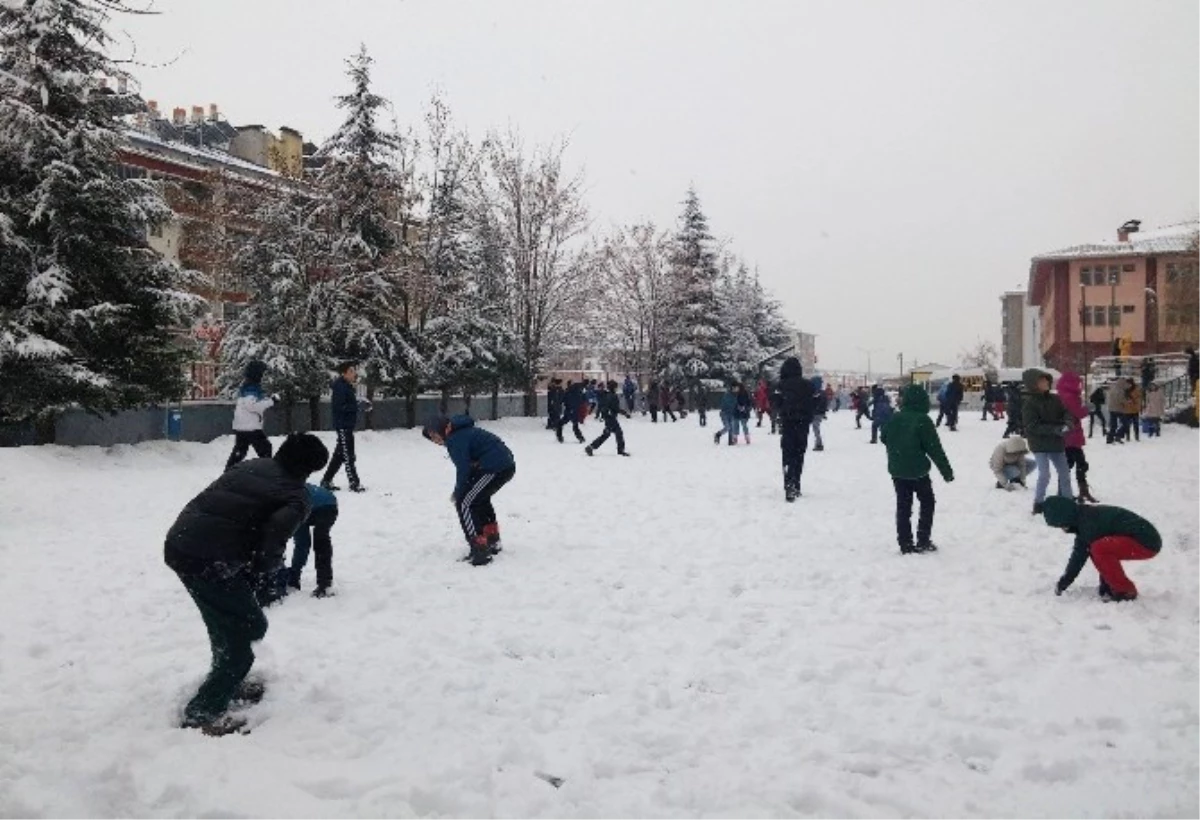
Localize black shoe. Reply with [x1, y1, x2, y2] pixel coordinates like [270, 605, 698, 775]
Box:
[182, 714, 249, 736]
[785, 486, 798, 503]
[286, 573, 301, 592]
[900, 543, 917, 555]
[813, 444, 824, 452]
[1032, 502, 1045, 515]
[618, 451, 631, 457]
[915, 542, 938, 553]
[320, 481, 340, 491]
[312, 586, 334, 598]
[348, 484, 366, 493]
[232, 679, 265, 705]
[556, 431, 564, 443]
[584, 446, 594, 457]
[713, 432, 721, 445]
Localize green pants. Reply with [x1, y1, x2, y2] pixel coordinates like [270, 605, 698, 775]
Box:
[177, 572, 268, 723]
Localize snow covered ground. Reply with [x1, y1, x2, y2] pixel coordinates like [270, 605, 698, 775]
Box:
[1, 409, 1197, 818]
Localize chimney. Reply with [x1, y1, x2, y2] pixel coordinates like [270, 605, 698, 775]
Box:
[172, 106, 186, 125]
[191, 105, 204, 124]
[147, 99, 159, 117]
[1117, 219, 1141, 242]
[208, 103, 219, 121]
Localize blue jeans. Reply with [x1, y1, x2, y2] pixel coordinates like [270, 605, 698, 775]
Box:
[1003, 457, 1037, 482]
[1033, 452, 1072, 503]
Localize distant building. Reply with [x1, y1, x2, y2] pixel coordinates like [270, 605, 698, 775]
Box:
[1027, 219, 1199, 371]
[1000, 291, 1040, 368]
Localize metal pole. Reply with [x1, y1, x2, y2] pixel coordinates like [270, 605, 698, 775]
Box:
[1080, 282, 1089, 382]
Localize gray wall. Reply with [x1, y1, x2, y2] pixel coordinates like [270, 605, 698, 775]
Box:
[25, 394, 547, 448]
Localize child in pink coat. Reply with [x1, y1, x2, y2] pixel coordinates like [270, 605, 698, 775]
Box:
[1057, 372, 1097, 502]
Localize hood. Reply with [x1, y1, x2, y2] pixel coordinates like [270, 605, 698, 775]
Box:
[1057, 371, 1082, 397]
[244, 360, 267, 384]
[1023, 368, 1053, 390]
[811, 375, 824, 391]
[1003, 437, 1029, 455]
[780, 357, 802, 379]
[899, 383, 929, 413]
[1042, 496, 1080, 529]
[274, 433, 329, 478]
[448, 414, 474, 433]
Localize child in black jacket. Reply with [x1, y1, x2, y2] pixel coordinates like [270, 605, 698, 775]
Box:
[586, 381, 632, 457]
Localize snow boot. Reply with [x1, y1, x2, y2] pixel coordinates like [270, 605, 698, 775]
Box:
[899, 543, 917, 555]
[182, 714, 249, 737]
[348, 484, 367, 493]
[1032, 501, 1045, 516]
[556, 428, 564, 443]
[713, 431, 722, 445]
[312, 586, 335, 598]
[729, 435, 738, 446]
[467, 536, 492, 567]
[584, 445, 594, 456]
[232, 679, 265, 706]
[286, 569, 301, 591]
[745, 433, 751, 445]
[915, 541, 939, 553]
[483, 523, 502, 555]
[618, 451, 631, 457]
[1077, 475, 1098, 504]
[814, 443, 824, 452]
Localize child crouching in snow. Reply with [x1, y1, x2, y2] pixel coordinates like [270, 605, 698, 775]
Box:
[1043, 497, 1161, 602]
[423, 415, 517, 567]
[287, 483, 339, 598]
[989, 437, 1036, 490]
[880, 384, 954, 554]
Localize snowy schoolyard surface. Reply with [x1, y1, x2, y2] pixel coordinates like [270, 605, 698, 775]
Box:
[0, 409, 1197, 818]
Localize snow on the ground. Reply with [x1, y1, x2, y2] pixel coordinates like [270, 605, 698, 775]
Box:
[0, 410, 1196, 818]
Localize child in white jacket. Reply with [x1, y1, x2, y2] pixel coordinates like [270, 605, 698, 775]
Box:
[989, 436, 1037, 490]
[225, 360, 277, 471]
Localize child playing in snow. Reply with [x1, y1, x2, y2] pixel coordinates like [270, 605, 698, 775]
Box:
[989, 437, 1036, 490]
[734, 382, 753, 443]
[880, 384, 954, 554]
[423, 415, 517, 567]
[1021, 368, 1073, 514]
[585, 380, 632, 457]
[225, 360, 277, 471]
[1044, 496, 1161, 602]
[287, 483, 339, 598]
[869, 385, 893, 444]
[1143, 382, 1165, 437]
[714, 383, 739, 445]
[1056, 371, 1097, 502]
[165, 433, 329, 735]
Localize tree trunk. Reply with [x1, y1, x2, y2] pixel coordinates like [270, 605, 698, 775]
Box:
[462, 389, 473, 417]
[282, 400, 294, 433]
[34, 413, 57, 445]
[490, 383, 500, 421]
[405, 388, 417, 429]
[524, 383, 537, 417]
[308, 396, 320, 431]
[439, 386, 451, 415]
[365, 382, 376, 430]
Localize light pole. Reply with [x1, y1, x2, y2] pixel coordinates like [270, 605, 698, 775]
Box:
[857, 346, 880, 385]
[897, 352, 904, 383]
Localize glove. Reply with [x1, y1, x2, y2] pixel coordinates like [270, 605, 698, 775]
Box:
[943, 471, 955, 483]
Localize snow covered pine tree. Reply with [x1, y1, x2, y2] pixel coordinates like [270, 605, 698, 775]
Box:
[0, 0, 203, 432]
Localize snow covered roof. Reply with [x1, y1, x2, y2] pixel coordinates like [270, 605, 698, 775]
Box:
[122, 128, 284, 183]
[1031, 221, 1199, 262]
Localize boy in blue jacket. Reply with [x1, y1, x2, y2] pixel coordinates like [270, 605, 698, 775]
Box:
[288, 483, 339, 597]
[423, 415, 517, 566]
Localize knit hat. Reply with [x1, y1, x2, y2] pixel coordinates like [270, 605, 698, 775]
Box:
[422, 415, 451, 441]
[274, 433, 329, 478]
[244, 360, 267, 384]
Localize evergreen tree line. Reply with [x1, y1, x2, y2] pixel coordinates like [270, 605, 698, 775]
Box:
[0, 1, 794, 432]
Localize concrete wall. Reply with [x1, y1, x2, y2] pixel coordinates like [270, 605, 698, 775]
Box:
[16, 394, 547, 448]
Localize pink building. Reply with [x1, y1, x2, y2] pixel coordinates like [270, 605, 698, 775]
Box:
[1027, 220, 1199, 371]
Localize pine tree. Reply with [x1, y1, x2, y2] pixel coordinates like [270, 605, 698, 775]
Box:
[220, 190, 330, 430]
[663, 187, 725, 384]
[316, 45, 413, 393]
[0, 0, 203, 426]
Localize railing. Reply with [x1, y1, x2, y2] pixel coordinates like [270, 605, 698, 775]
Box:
[1087, 353, 1189, 386]
[188, 361, 220, 400]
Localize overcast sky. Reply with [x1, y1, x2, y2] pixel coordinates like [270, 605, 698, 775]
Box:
[115, 0, 1198, 371]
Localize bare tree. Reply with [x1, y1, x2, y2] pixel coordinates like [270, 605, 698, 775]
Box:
[593, 222, 673, 380]
[474, 131, 590, 413]
[1161, 230, 1199, 348]
[959, 338, 1000, 371]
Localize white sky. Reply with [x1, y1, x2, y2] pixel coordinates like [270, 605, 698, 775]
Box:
[114, 0, 1199, 371]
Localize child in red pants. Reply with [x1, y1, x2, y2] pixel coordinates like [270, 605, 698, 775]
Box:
[1043, 497, 1161, 601]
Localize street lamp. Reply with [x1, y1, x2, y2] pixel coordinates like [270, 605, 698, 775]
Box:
[856, 346, 880, 385]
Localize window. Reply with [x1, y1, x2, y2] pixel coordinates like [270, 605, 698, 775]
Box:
[1108, 306, 1121, 326]
[1107, 265, 1121, 286]
[1122, 263, 1135, 273]
[1122, 305, 1135, 314]
[1090, 306, 1108, 326]
[1080, 267, 1093, 286]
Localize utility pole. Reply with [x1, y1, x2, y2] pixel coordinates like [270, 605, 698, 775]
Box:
[1080, 281, 1089, 384]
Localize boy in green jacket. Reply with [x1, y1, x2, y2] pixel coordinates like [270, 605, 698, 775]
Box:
[881, 384, 955, 554]
[1043, 496, 1161, 601]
